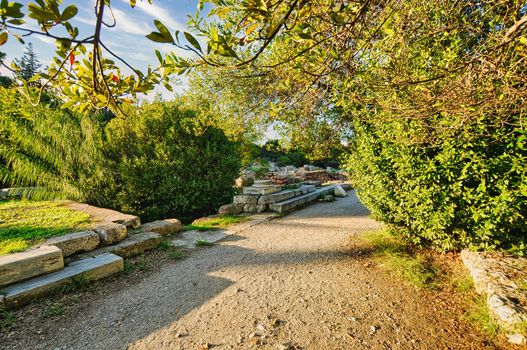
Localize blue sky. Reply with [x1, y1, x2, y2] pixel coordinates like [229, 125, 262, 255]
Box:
[1, 0, 202, 96]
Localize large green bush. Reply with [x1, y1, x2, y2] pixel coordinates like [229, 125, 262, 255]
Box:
[344, 118, 527, 253]
[0, 88, 240, 223]
[99, 102, 241, 222]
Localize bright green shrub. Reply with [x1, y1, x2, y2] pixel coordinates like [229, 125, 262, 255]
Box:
[100, 102, 241, 222]
[344, 118, 527, 253]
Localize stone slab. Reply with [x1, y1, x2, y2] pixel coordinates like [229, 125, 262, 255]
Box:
[0, 246, 63, 288]
[65, 202, 141, 229]
[218, 203, 244, 215]
[243, 186, 281, 195]
[107, 232, 162, 258]
[461, 250, 527, 341]
[172, 230, 230, 249]
[1, 253, 123, 309]
[269, 185, 338, 213]
[334, 185, 348, 197]
[46, 231, 100, 257]
[258, 189, 298, 205]
[95, 223, 127, 245]
[140, 219, 182, 236]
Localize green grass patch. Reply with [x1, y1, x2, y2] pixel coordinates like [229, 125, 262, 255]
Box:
[358, 229, 440, 290]
[183, 215, 250, 232]
[40, 302, 65, 319]
[168, 250, 186, 259]
[196, 239, 214, 247]
[0, 307, 16, 332]
[0, 200, 91, 255]
[465, 295, 500, 338]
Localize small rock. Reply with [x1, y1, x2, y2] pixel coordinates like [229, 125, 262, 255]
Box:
[507, 333, 527, 345]
[198, 343, 210, 350]
[256, 324, 266, 331]
[370, 325, 378, 333]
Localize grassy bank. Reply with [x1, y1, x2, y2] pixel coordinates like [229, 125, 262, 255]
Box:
[0, 200, 91, 255]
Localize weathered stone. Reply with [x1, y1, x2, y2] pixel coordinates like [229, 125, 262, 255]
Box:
[0, 246, 63, 288]
[507, 333, 527, 345]
[258, 190, 297, 205]
[218, 203, 244, 215]
[233, 194, 259, 204]
[65, 202, 141, 229]
[95, 223, 127, 245]
[235, 175, 254, 188]
[243, 204, 257, 213]
[172, 229, 230, 249]
[107, 232, 162, 257]
[461, 250, 527, 340]
[269, 185, 339, 213]
[46, 231, 100, 257]
[1, 253, 123, 309]
[243, 186, 281, 195]
[256, 204, 268, 213]
[140, 218, 182, 236]
[334, 185, 348, 197]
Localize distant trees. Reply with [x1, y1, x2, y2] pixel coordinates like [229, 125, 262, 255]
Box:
[13, 43, 41, 83]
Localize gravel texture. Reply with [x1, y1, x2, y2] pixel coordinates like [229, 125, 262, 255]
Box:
[1, 192, 506, 349]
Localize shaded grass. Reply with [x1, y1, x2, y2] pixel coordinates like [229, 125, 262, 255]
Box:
[40, 302, 65, 319]
[183, 215, 250, 232]
[358, 229, 439, 290]
[0, 200, 91, 255]
[195, 239, 214, 247]
[0, 307, 16, 332]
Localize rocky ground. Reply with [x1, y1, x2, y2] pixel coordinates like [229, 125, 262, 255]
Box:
[0, 192, 512, 349]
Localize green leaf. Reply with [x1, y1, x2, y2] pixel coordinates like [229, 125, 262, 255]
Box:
[184, 32, 201, 52]
[155, 49, 163, 64]
[61, 5, 78, 21]
[146, 32, 173, 44]
[130, 0, 137, 8]
[154, 20, 173, 42]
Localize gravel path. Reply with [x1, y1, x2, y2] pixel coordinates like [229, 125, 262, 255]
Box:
[2, 192, 500, 349]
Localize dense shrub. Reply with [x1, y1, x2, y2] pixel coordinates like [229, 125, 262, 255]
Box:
[99, 102, 241, 222]
[344, 118, 527, 253]
[0, 89, 240, 222]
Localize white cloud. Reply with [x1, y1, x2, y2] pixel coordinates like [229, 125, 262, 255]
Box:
[120, 0, 184, 31]
[110, 8, 153, 35]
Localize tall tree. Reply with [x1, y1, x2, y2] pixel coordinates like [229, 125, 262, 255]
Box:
[13, 43, 41, 82]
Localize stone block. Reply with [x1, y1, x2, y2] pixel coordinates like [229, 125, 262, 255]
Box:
[46, 231, 100, 257]
[233, 194, 259, 204]
[243, 204, 257, 213]
[218, 203, 244, 215]
[1, 253, 123, 309]
[256, 204, 268, 213]
[140, 219, 182, 236]
[258, 190, 297, 205]
[0, 246, 63, 288]
[95, 223, 127, 245]
[334, 185, 348, 197]
[243, 186, 281, 195]
[108, 232, 162, 258]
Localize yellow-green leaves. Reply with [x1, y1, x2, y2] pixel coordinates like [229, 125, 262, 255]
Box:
[60, 5, 77, 22]
[184, 31, 202, 52]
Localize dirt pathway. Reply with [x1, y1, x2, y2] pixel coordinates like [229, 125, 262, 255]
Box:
[2, 192, 500, 349]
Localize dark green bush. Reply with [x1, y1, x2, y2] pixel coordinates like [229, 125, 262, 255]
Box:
[344, 118, 527, 253]
[99, 102, 241, 222]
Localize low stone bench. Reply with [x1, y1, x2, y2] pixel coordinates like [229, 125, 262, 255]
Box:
[140, 219, 181, 236]
[0, 246, 63, 288]
[46, 231, 100, 257]
[1, 253, 123, 309]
